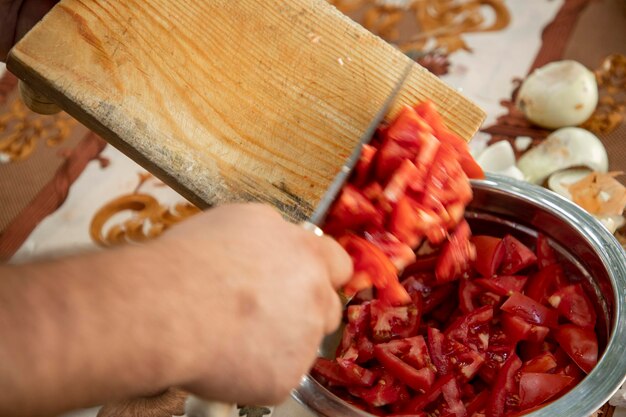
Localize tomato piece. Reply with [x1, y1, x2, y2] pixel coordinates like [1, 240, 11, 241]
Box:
[427, 327, 451, 376]
[403, 373, 455, 413]
[339, 234, 410, 305]
[500, 235, 537, 275]
[465, 389, 490, 416]
[479, 345, 515, 385]
[470, 236, 505, 277]
[548, 283, 596, 329]
[486, 353, 522, 417]
[324, 185, 382, 234]
[475, 275, 527, 296]
[353, 144, 377, 187]
[536, 233, 558, 269]
[404, 335, 434, 370]
[370, 300, 420, 342]
[374, 344, 435, 392]
[441, 377, 467, 417]
[336, 358, 379, 387]
[447, 338, 486, 380]
[525, 263, 567, 305]
[445, 305, 493, 352]
[501, 313, 549, 344]
[459, 278, 482, 314]
[403, 255, 439, 276]
[521, 352, 558, 373]
[553, 324, 598, 374]
[364, 231, 416, 272]
[349, 372, 410, 407]
[518, 373, 574, 409]
[383, 159, 421, 205]
[337, 303, 371, 359]
[436, 220, 475, 283]
[376, 106, 429, 182]
[391, 196, 446, 249]
[414, 100, 484, 180]
[311, 358, 353, 386]
[500, 292, 559, 328]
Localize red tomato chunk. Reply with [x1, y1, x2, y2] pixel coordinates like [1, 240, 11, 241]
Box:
[313, 102, 600, 417]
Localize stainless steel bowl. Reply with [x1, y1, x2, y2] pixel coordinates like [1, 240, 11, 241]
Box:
[293, 175, 626, 417]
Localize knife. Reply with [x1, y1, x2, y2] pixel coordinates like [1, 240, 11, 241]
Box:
[184, 61, 413, 417]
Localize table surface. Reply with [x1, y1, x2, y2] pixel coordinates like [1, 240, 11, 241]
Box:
[1, 0, 625, 416]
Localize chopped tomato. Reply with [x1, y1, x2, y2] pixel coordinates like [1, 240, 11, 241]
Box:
[374, 344, 435, 392]
[475, 275, 527, 297]
[376, 106, 429, 182]
[383, 159, 422, 205]
[312, 358, 353, 386]
[500, 235, 537, 275]
[501, 313, 549, 344]
[353, 144, 377, 187]
[441, 376, 467, 417]
[486, 353, 522, 417]
[459, 278, 483, 314]
[518, 373, 573, 409]
[340, 234, 410, 305]
[525, 263, 567, 305]
[404, 373, 455, 413]
[548, 284, 596, 329]
[414, 100, 484, 180]
[436, 220, 475, 282]
[500, 292, 559, 328]
[536, 233, 558, 269]
[427, 327, 451, 376]
[314, 100, 599, 417]
[336, 358, 379, 387]
[324, 185, 382, 234]
[370, 300, 420, 342]
[520, 352, 557, 373]
[364, 232, 415, 271]
[471, 235, 505, 277]
[553, 324, 598, 374]
[445, 305, 493, 352]
[349, 372, 410, 407]
[479, 345, 515, 385]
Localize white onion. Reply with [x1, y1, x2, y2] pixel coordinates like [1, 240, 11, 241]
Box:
[475, 141, 525, 181]
[517, 127, 608, 184]
[516, 60, 598, 129]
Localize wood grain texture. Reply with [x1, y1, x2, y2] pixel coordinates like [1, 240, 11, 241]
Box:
[7, 0, 485, 222]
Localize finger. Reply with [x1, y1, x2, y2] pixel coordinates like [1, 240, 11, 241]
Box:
[311, 235, 353, 289]
[323, 284, 343, 334]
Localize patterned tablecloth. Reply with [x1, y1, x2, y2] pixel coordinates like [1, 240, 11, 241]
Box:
[1, 0, 625, 416]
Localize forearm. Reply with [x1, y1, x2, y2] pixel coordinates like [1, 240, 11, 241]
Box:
[0, 244, 204, 416]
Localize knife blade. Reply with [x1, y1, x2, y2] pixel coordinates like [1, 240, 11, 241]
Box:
[307, 61, 414, 227]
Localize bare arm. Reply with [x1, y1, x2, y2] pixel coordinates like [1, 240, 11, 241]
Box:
[0, 204, 351, 417]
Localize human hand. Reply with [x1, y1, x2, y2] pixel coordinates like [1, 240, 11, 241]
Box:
[0, 0, 59, 62]
[149, 204, 352, 405]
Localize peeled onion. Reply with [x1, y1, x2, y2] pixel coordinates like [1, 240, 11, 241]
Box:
[516, 60, 598, 129]
[475, 140, 524, 181]
[517, 127, 608, 184]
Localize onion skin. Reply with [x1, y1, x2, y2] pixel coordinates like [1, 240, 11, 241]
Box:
[516, 60, 598, 129]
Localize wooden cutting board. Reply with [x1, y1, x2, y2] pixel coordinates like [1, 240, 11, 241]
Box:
[7, 0, 485, 222]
